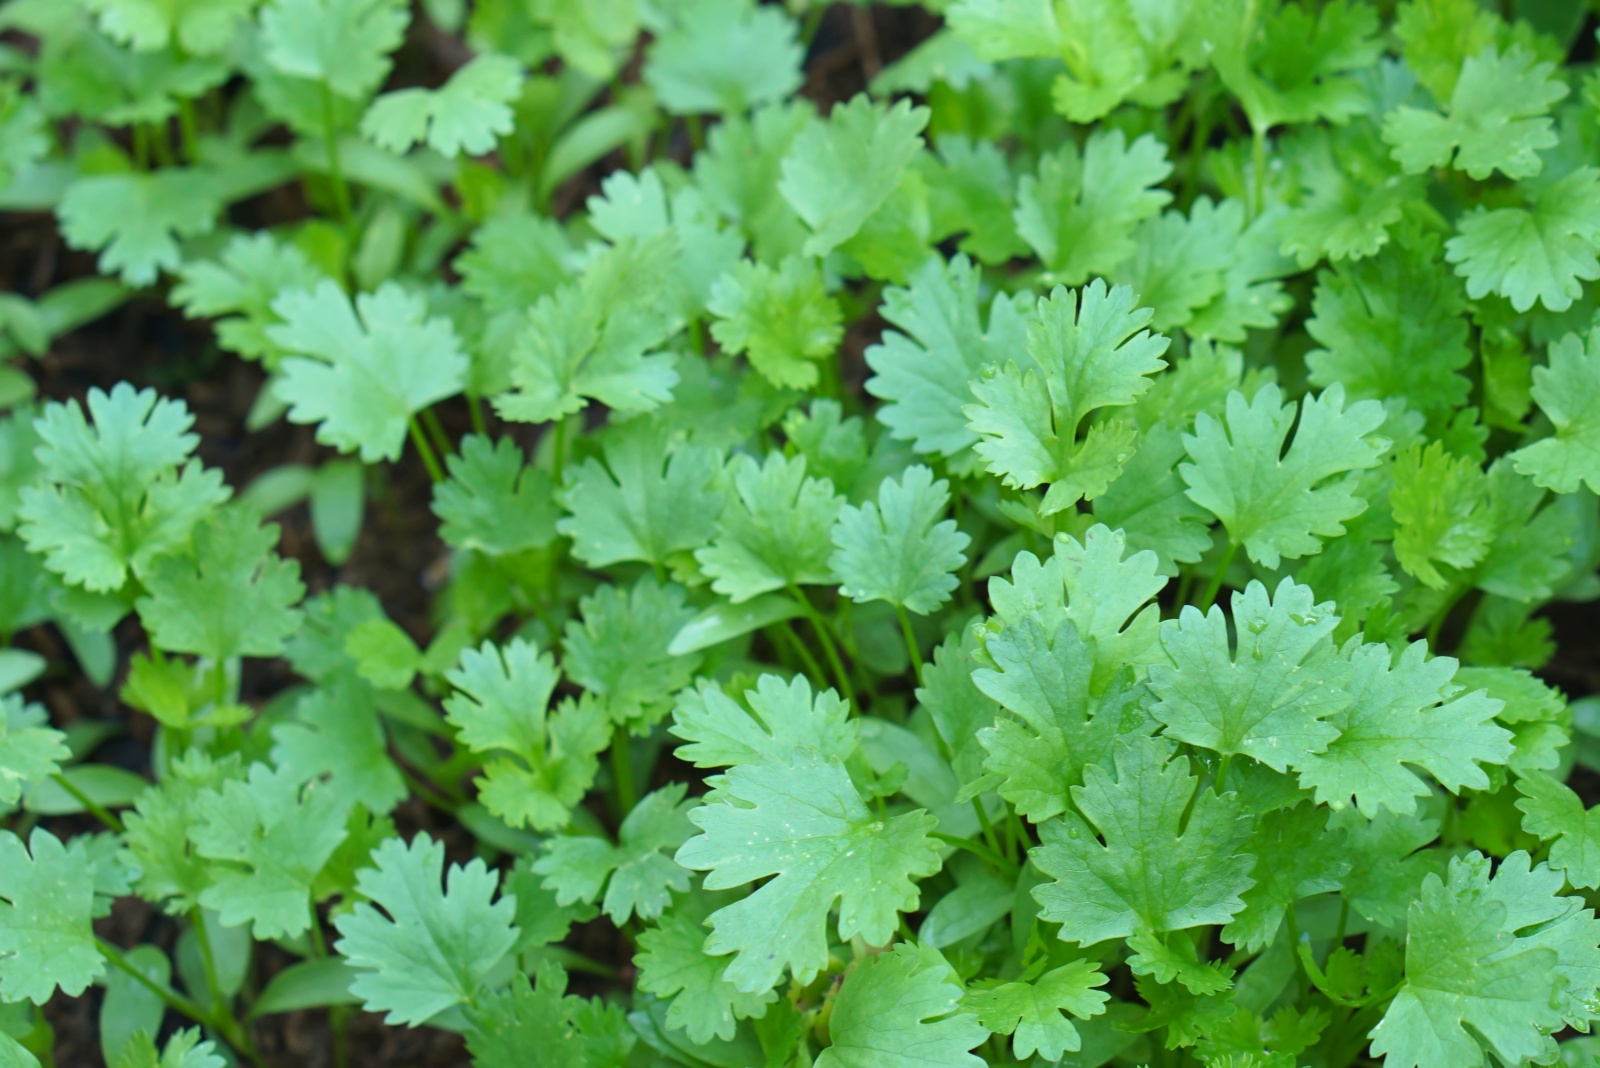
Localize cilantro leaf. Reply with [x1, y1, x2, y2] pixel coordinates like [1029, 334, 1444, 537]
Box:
[1368, 851, 1598, 1067]
[1206, 0, 1382, 130]
[1389, 441, 1495, 589]
[18, 384, 229, 593]
[361, 53, 522, 157]
[643, 0, 803, 116]
[121, 751, 241, 915]
[444, 639, 607, 831]
[556, 420, 722, 570]
[171, 233, 328, 364]
[1030, 735, 1255, 946]
[634, 897, 777, 1043]
[675, 752, 942, 993]
[561, 578, 700, 729]
[333, 832, 520, 1026]
[57, 170, 221, 286]
[920, 136, 1027, 265]
[1515, 773, 1600, 890]
[1150, 579, 1346, 774]
[778, 94, 929, 258]
[1013, 130, 1172, 284]
[670, 673, 857, 770]
[188, 763, 348, 939]
[135, 509, 304, 660]
[1446, 166, 1600, 313]
[816, 943, 986, 1068]
[707, 256, 842, 390]
[82, 0, 255, 53]
[494, 235, 683, 425]
[1383, 46, 1566, 181]
[973, 620, 1148, 823]
[1223, 803, 1349, 953]
[694, 452, 844, 603]
[962, 960, 1110, 1061]
[111, 1029, 224, 1068]
[270, 675, 407, 817]
[1304, 237, 1471, 419]
[269, 281, 468, 463]
[966, 280, 1170, 513]
[1180, 383, 1389, 568]
[829, 465, 969, 615]
[533, 784, 695, 924]
[0, 829, 103, 1004]
[260, 0, 409, 100]
[432, 434, 559, 556]
[0, 697, 67, 806]
[1511, 322, 1600, 495]
[864, 254, 1031, 460]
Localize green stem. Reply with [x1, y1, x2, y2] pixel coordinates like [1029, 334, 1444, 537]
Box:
[685, 113, 705, 151]
[133, 124, 151, 170]
[319, 84, 355, 236]
[177, 98, 200, 165]
[1197, 541, 1239, 608]
[774, 618, 828, 683]
[466, 391, 488, 436]
[189, 909, 226, 1015]
[407, 417, 445, 482]
[398, 766, 458, 815]
[790, 585, 856, 708]
[98, 939, 265, 1068]
[50, 774, 123, 833]
[1214, 753, 1232, 795]
[895, 604, 923, 686]
[971, 798, 1005, 861]
[1425, 586, 1464, 651]
[611, 725, 637, 817]
[932, 831, 1017, 874]
[420, 407, 452, 458]
[552, 417, 568, 484]
[1250, 124, 1268, 219]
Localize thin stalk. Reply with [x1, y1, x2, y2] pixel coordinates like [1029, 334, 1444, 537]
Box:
[133, 124, 151, 170]
[189, 909, 226, 1015]
[895, 604, 923, 686]
[407, 417, 445, 482]
[1425, 586, 1464, 650]
[552, 417, 568, 484]
[177, 99, 201, 165]
[971, 798, 1005, 861]
[398, 766, 458, 815]
[789, 585, 855, 707]
[774, 619, 828, 683]
[1197, 541, 1238, 608]
[611, 725, 637, 817]
[97, 939, 265, 1068]
[931, 831, 1017, 875]
[50, 774, 123, 833]
[466, 391, 488, 436]
[1214, 753, 1232, 795]
[420, 407, 452, 457]
[319, 84, 356, 236]
[685, 113, 705, 151]
[1250, 124, 1268, 219]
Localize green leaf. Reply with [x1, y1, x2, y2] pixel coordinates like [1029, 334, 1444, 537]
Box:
[1382, 45, 1566, 181]
[695, 452, 844, 603]
[432, 434, 559, 555]
[962, 960, 1111, 1061]
[1222, 802, 1349, 953]
[495, 235, 683, 425]
[1368, 851, 1600, 1067]
[1180, 383, 1389, 568]
[171, 233, 328, 364]
[110, 1028, 225, 1068]
[1390, 441, 1495, 589]
[464, 961, 590, 1068]
[269, 280, 468, 463]
[1516, 773, 1600, 890]
[560, 578, 700, 729]
[361, 53, 522, 157]
[965, 280, 1170, 514]
[707, 256, 842, 390]
[816, 943, 986, 1068]
[82, 0, 254, 54]
[135, 509, 304, 660]
[333, 832, 520, 1026]
[1446, 166, 1600, 313]
[920, 136, 1027, 265]
[0, 697, 66, 806]
[1013, 129, 1172, 284]
[260, 0, 409, 100]
[865, 254, 1030, 461]
[634, 898, 778, 1044]
[121, 751, 241, 915]
[57, 170, 221, 286]
[557, 420, 722, 570]
[1150, 578, 1346, 773]
[1511, 322, 1600, 495]
[1030, 735, 1255, 945]
[1304, 236, 1471, 419]
[670, 673, 857, 771]
[270, 675, 407, 816]
[778, 94, 929, 258]
[676, 752, 942, 993]
[829, 465, 969, 615]
[444, 639, 607, 831]
[0, 828, 103, 1004]
[533, 784, 695, 924]
[17, 384, 229, 594]
[1205, 0, 1382, 129]
[188, 763, 348, 938]
[643, 0, 803, 116]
